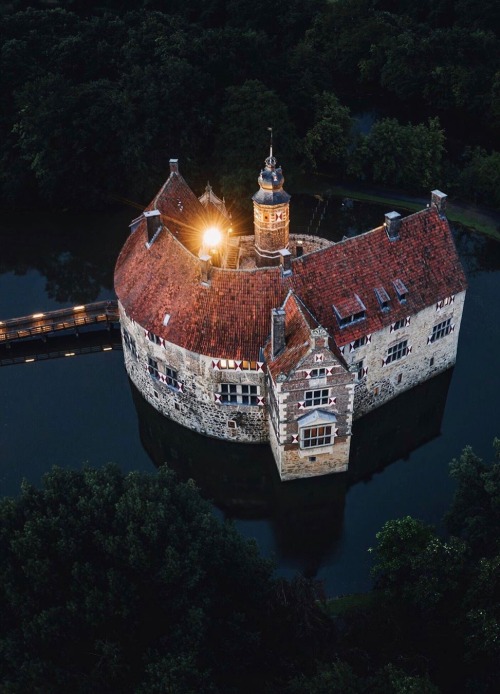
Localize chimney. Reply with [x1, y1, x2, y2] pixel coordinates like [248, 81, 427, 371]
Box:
[144, 210, 161, 244]
[169, 158, 179, 174]
[200, 254, 212, 284]
[279, 248, 292, 275]
[385, 211, 401, 240]
[431, 190, 447, 216]
[271, 308, 286, 358]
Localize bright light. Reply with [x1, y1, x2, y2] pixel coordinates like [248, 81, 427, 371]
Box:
[25, 358, 35, 363]
[65, 352, 75, 357]
[203, 226, 222, 248]
[32, 313, 44, 319]
[102, 346, 113, 351]
[73, 305, 85, 311]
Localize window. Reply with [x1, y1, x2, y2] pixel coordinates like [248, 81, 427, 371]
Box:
[148, 358, 178, 389]
[165, 366, 177, 388]
[122, 328, 137, 358]
[148, 357, 160, 379]
[352, 336, 367, 350]
[220, 383, 258, 405]
[392, 319, 406, 331]
[333, 295, 367, 328]
[304, 389, 329, 407]
[430, 318, 452, 343]
[386, 339, 408, 364]
[397, 373, 403, 384]
[393, 279, 408, 303]
[309, 367, 326, 379]
[146, 331, 162, 345]
[374, 287, 390, 311]
[219, 359, 258, 371]
[430, 357, 435, 367]
[301, 425, 333, 449]
[355, 360, 364, 381]
[338, 310, 365, 328]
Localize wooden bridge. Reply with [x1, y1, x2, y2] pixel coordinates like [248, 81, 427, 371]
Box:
[0, 300, 120, 346]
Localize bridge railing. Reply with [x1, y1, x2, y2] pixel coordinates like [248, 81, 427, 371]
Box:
[0, 300, 119, 344]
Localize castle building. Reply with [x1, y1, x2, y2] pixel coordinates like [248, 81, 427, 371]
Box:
[114, 153, 467, 481]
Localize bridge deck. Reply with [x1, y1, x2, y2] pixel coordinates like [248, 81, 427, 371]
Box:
[0, 300, 119, 345]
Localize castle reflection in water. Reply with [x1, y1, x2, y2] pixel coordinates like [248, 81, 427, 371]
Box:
[131, 369, 452, 579]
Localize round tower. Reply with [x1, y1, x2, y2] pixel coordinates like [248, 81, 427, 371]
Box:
[253, 150, 291, 267]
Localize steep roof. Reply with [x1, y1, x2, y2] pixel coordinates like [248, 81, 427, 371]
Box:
[115, 175, 467, 361]
[264, 292, 313, 382]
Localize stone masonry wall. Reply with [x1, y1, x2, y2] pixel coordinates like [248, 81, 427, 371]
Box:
[119, 304, 268, 443]
[254, 201, 289, 264]
[339, 290, 466, 418]
[269, 337, 355, 480]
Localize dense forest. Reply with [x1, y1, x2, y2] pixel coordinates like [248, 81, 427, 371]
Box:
[0, 0, 499, 211]
[1, 442, 499, 692]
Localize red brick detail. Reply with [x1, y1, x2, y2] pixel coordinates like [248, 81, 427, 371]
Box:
[328, 397, 337, 405]
[212, 360, 220, 370]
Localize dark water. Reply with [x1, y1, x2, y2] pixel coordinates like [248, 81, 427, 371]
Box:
[1, 200, 499, 596]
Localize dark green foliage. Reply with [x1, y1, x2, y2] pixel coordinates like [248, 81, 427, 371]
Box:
[367, 440, 500, 691]
[214, 80, 298, 208]
[349, 117, 446, 191]
[0, 465, 325, 693]
[0, 0, 499, 209]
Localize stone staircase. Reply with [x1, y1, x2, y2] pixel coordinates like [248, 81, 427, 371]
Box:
[224, 238, 240, 269]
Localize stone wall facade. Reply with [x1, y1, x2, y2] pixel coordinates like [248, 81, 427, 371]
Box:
[339, 290, 466, 418]
[268, 332, 355, 481]
[119, 289, 465, 480]
[119, 303, 268, 443]
[254, 201, 290, 266]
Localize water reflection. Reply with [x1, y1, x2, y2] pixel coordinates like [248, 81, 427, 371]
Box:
[131, 369, 452, 577]
[0, 209, 131, 304]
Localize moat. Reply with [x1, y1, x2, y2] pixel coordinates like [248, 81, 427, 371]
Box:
[1, 196, 499, 595]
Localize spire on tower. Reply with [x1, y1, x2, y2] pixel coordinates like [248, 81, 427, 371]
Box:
[267, 127, 273, 159]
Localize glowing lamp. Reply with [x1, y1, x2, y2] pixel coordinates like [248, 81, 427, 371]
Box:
[203, 226, 222, 249]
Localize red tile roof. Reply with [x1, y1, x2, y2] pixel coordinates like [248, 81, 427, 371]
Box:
[115, 174, 467, 361]
[264, 292, 313, 381]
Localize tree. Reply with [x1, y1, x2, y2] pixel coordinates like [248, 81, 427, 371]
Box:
[303, 92, 353, 174]
[214, 80, 298, 207]
[1, 465, 315, 693]
[349, 117, 445, 191]
[446, 439, 500, 558]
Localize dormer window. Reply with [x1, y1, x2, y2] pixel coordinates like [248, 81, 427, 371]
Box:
[393, 279, 408, 303]
[374, 287, 390, 311]
[333, 294, 366, 328]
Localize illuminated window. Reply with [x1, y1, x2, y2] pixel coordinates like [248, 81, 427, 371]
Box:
[386, 340, 408, 364]
[219, 359, 258, 371]
[430, 318, 452, 343]
[220, 384, 259, 405]
[301, 425, 333, 449]
[304, 389, 329, 407]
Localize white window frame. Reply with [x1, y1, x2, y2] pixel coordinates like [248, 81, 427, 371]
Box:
[386, 339, 408, 364]
[220, 383, 259, 406]
[304, 388, 329, 407]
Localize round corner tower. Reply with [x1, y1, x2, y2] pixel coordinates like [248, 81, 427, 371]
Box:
[253, 152, 291, 267]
